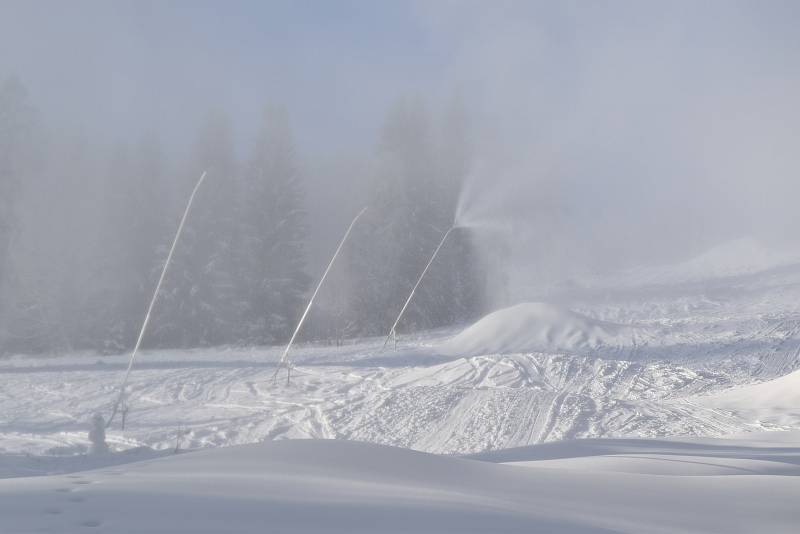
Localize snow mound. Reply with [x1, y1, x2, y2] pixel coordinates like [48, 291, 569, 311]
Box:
[698, 369, 800, 427]
[439, 302, 631, 356]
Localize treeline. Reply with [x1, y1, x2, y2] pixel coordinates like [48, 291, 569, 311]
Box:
[0, 78, 484, 355]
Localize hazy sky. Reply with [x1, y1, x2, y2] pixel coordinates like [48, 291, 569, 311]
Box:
[0, 0, 449, 155]
[2, 0, 799, 288]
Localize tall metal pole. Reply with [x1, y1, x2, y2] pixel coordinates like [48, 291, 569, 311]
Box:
[107, 171, 208, 427]
[272, 207, 368, 384]
[382, 226, 454, 350]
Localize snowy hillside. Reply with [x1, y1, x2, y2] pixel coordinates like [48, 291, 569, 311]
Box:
[579, 237, 800, 291]
[3, 246, 800, 458]
[2, 434, 799, 533]
[636, 237, 799, 284]
[2, 236, 800, 533]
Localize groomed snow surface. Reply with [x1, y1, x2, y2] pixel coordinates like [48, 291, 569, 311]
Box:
[3, 238, 800, 532]
[3, 433, 800, 533]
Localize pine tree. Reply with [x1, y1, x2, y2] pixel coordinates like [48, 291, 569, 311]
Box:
[125, 134, 172, 347]
[0, 78, 40, 353]
[434, 97, 484, 325]
[348, 98, 484, 338]
[84, 135, 171, 352]
[349, 100, 442, 335]
[0, 80, 25, 293]
[53, 136, 102, 351]
[157, 112, 241, 347]
[5, 133, 98, 354]
[238, 108, 309, 345]
[83, 143, 134, 352]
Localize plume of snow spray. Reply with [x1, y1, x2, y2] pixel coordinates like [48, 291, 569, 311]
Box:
[453, 169, 516, 235]
[382, 225, 455, 350]
[106, 171, 208, 427]
[272, 207, 368, 384]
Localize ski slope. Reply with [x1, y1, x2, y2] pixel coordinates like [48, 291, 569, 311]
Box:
[3, 241, 800, 457]
[2, 238, 800, 532]
[1, 239, 800, 454]
[2, 433, 799, 533]
[698, 368, 800, 428]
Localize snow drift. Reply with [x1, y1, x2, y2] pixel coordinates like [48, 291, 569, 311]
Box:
[2, 435, 799, 533]
[439, 302, 632, 356]
[699, 369, 800, 428]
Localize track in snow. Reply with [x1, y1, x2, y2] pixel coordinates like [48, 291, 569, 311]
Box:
[3, 255, 800, 456]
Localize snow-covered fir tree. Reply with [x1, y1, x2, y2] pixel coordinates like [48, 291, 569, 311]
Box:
[85, 136, 171, 352]
[0, 78, 43, 353]
[238, 108, 309, 344]
[348, 98, 484, 337]
[159, 112, 241, 347]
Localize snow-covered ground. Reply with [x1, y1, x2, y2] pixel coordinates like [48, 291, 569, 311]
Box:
[2, 432, 799, 533]
[2, 239, 800, 531]
[4, 241, 800, 456]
